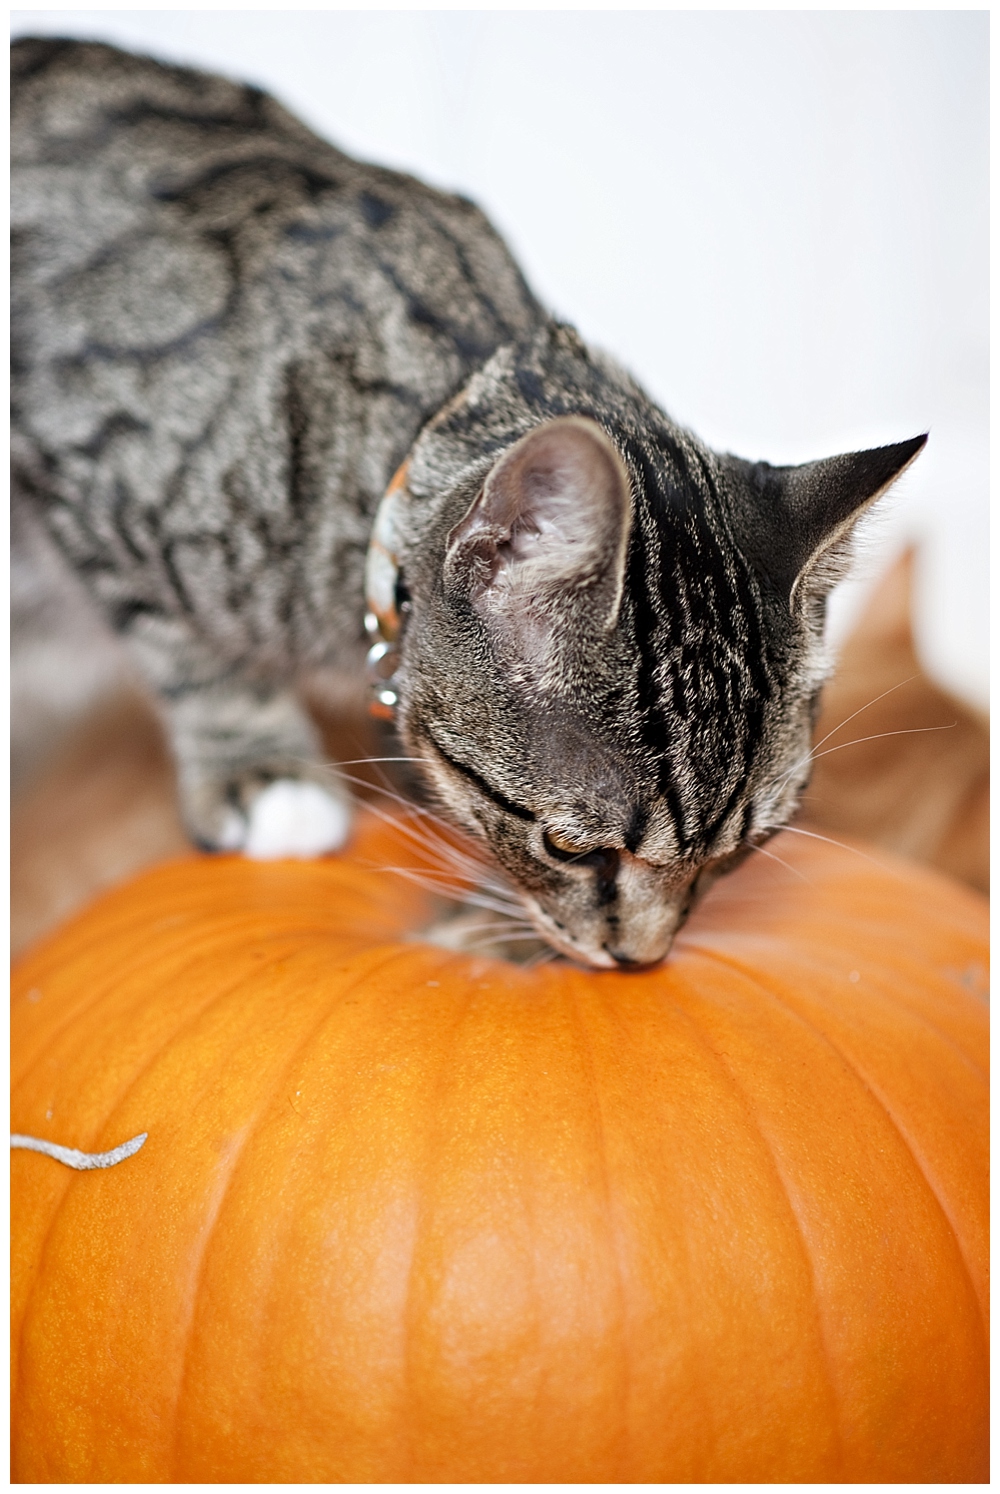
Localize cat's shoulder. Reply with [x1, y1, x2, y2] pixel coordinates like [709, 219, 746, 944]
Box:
[10, 36, 482, 224]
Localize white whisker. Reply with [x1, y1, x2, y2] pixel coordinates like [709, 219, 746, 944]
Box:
[373, 864, 524, 919]
[331, 756, 424, 767]
[446, 924, 541, 946]
[743, 839, 811, 884]
[427, 917, 537, 936]
[807, 722, 956, 764]
[347, 792, 490, 879]
[779, 823, 885, 868]
[809, 675, 919, 754]
[521, 947, 561, 970]
[768, 675, 925, 801]
[293, 757, 527, 918]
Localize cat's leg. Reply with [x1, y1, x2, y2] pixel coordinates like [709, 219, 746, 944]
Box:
[49, 599, 352, 858]
[38, 529, 356, 856]
[163, 681, 352, 857]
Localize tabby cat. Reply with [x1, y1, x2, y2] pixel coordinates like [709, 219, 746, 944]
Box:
[11, 38, 925, 968]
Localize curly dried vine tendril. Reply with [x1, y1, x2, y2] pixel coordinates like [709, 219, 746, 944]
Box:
[10, 1132, 148, 1170]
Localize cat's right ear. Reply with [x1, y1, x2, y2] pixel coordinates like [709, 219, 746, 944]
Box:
[721, 435, 927, 611]
[443, 416, 632, 662]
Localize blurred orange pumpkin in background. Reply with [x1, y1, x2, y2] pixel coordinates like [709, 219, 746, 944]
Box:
[11, 814, 988, 1482]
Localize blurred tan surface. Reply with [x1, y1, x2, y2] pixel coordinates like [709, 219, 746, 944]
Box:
[800, 551, 988, 896]
[11, 690, 187, 958]
[11, 678, 385, 960]
[11, 550, 988, 960]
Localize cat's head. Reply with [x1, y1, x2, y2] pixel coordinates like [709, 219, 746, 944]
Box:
[384, 328, 925, 968]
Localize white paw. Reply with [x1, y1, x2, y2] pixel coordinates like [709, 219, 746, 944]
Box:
[215, 806, 249, 852]
[243, 780, 351, 860]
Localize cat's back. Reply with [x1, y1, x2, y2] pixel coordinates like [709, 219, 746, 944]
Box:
[12, 38, 543, 663]
[11, 36, 537, 351]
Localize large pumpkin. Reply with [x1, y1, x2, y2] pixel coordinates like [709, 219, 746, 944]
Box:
[11, 814, 988, 1482]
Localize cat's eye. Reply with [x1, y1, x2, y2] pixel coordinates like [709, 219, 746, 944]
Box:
[542, 830, 620, 875]
[543, 829, 591, 861]
[543, 832, 621, 886]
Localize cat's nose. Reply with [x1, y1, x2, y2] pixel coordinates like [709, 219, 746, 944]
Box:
[604, 946, 664, 971]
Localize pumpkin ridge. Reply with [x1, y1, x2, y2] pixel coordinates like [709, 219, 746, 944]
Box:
[659, 968, 846, 1478]
[168, 940, 424, 1479]
[559, 974, 632, 1479]
[9, 853, 199, 973]
[399, 969, 481, 1483]
[11, 834, 989, 1482]
[686, 933, 989, 1085]
[13, 930, 333, 1427]
[13, 929, 409, 1439]
[12, 925, 322, 1143]
[780, 988, 989, 1345]
[167, 1124, 250, 1481]
[10, 914, 322, 1089]
[831, 1067, 989, 1347]
[650, 995, 738, 1484]
[690, 944, 989, 1355]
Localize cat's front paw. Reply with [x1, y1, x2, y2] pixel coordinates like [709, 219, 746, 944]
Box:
[243, 779, 351, 859]
[184, 773, 352, 858]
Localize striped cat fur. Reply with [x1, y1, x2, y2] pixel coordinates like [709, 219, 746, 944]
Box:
[11, 38, 924, 966]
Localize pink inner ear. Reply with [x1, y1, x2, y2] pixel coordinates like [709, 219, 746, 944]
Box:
[506, 447, 601, 558]
[463, 416, 632, 592]
[442, 418, 632, 679]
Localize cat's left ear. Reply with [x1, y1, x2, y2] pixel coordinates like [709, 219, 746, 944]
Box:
[721, 434, 927, 610]
[444, 415, 632, 651]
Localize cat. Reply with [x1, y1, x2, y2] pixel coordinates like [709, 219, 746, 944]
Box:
[11, 38, 925, 969]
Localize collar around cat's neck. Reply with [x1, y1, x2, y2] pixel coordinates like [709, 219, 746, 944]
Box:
[364, 459, 411, 720]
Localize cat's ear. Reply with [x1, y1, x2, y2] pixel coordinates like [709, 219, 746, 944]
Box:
[722, 435, 927, 609]
[444, 415, 632, 653]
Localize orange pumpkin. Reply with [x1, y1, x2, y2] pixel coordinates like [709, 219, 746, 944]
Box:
[11, 815, 988, 1482]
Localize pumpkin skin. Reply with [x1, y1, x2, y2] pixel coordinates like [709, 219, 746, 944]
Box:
[11, 817, 988, 1483]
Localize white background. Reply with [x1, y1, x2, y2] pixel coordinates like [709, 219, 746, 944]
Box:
[11, 8, 989, 712]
